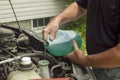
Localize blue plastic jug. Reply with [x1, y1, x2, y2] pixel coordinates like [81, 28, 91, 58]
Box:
[45, 30, 82, 56]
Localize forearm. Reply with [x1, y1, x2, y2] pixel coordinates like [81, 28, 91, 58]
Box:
[81, 43, 120, 68]
[53, 2, 86, 25]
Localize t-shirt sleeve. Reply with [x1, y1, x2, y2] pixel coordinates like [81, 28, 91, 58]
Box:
[76, 0, 88, 9]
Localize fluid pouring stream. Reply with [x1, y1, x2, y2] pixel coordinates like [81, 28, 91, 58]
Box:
[44, 42, 48, 60]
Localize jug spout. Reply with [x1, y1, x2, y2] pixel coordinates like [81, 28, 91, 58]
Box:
[44, 41, 49, 47]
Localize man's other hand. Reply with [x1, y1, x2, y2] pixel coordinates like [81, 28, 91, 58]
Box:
[65, 40, 85, 65]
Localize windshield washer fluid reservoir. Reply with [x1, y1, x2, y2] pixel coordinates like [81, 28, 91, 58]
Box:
[45, 30, 82, 56]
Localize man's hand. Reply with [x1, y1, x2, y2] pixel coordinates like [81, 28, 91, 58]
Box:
[42, 2, 86, 41]
[65, 40, 85, 65]
[42, 19, 59, 41]
[66, 41, 120, 68]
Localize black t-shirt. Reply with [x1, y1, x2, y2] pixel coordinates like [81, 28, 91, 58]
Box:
[76, 0, 120, 54]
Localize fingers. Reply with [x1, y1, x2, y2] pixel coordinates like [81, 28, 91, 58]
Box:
[42, 29, 57, 41]
[42, 28, 57, 41]
[42, 24, 59, 41]
[49, 24, 59, 40]
[72, 40, 79, 50]
[50, 31, 56, 41]
[42, 29, 49, 40]
[65, 40, 79, 58]
[42, 18, 59, 41]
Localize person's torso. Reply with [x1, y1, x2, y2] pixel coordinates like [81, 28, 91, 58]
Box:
[86, 0, 120, 54]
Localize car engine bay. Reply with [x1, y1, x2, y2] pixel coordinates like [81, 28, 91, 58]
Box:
[0, 25, 97, 80]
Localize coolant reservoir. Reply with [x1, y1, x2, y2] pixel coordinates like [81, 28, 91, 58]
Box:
[45, 30, 82, 56]
[7, 57, 41, 80]
[38, 60, 50, 78]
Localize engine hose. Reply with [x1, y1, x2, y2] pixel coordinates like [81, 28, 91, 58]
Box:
[0, 47, 15, 57]
[0, 52, 59, 65]
[3, 64, 7, 78]
[50, 63, 61, 77]
[32, 50, 59, 64]
[57, 70, 67, 78]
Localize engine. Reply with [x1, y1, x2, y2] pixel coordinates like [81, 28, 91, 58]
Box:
[0, 26, 97, 80]
[0, 28, 16, 50]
